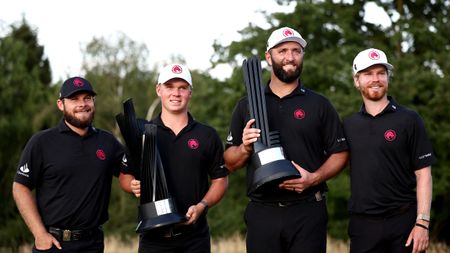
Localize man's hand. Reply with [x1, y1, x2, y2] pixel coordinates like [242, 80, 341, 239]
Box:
[279, 161, 316, 193]
[35, 231, 61, 250]
[130, 179, 141, 198]
[405, 223, 429, 253]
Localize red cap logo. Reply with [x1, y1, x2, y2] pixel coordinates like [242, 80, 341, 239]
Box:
[294, 109, 306, 120]
[73, 78, 85, 87]
[282, 28, 294, 37]
[368, 50, 380, 60]
[187, 139, 199, 149]
[384, 130, 396, 142]
[172, 65, 183, 74]
[96, 149, 106, 160]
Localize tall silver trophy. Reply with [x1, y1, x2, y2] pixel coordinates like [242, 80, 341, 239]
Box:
[116, 99, 185, 233]
[243, 56, 301, 193]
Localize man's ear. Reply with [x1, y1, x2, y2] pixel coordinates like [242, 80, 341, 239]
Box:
[57, 99, 64, 111]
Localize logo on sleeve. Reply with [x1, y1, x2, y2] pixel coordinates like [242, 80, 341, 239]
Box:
[294, 109, 306, 120]
[187, 139, 200, 150]
[18, 163, 30, 177]
[384, 129, 396, 142]
[96, 149, 106, 160]
[226, 132, 233, 143]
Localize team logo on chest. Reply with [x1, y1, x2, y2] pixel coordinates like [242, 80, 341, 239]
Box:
[384, 129, 396, 142]
[187, 139, 200, 149]
[293, 108, 306, 120]
[96, 149, 106, 160]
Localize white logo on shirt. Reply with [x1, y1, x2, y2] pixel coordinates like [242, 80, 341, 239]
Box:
[17, 163, 30, 177]
[121, 154, 128, 166]
[19, 163, 29, 173]
[226, 132, 233, 142]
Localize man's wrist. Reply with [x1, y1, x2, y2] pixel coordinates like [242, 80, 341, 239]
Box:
[199, 200, 209, 211]
[417, 213, 430, 222]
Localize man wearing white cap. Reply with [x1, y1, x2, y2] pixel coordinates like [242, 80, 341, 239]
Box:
[224, 27, 349, 252]
[344, 48, 435, 253]
[119, 64, 228, 252]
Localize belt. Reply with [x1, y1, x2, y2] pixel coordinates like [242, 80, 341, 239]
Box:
[256, 191, 325, 208]
[48, 226, 102, 242]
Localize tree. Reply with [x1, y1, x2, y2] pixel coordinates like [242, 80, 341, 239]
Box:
[0, 20, 57, 252]
[211, 0, 450, 242]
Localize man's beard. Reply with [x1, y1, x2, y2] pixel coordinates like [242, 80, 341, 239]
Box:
[272, 60, 303, 83]
[361, 84, 388, 101]
[63, 109, 95, 128]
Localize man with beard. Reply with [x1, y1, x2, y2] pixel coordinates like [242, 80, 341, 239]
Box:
[224, 27, 349, 253]
[13, 77, 127, 253]
[344, 48, 435, 253]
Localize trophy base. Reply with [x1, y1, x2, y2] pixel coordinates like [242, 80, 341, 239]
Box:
[136, 198, 186, 233]
[250, 149, 301, 194]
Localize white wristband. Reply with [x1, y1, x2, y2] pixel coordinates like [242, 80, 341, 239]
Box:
[416, 213, 430, 222]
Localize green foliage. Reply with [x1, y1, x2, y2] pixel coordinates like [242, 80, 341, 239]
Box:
[2, 0, 449, 249]
[0, 20, 57, 251]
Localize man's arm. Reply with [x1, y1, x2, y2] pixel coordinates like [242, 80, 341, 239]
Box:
[279, 151, 349, 192]
[406, 166, 432, 253]
[118, 172, 140, 197]
[12, 182, 61, 250]
[185, 176, 228, 224]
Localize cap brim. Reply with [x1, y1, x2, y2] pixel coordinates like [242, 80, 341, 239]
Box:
[267, 37, 307, 51]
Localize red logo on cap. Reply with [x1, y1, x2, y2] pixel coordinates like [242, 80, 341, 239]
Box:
[384, 130, 396, 142]
[73, 78, 85, 87]
[172, 65, 183, 74]
[187, 139, 199, 149]
[282, 28, 294, 37]
[294, 109, 306, 120]
[368, 50, 380, 60]
[96, 149, 106, 160]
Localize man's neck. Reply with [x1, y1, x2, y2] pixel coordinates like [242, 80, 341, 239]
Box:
[64, 121, 89, 136]
[269, 76, 299, 98]
[363, 96, 390, 116]
[160, 110, 189, 135]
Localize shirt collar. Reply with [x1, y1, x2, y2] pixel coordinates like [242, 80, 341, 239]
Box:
[265, 79, 306, 97]
[57, 119, 97, 135]
[359, 96, 398, 115]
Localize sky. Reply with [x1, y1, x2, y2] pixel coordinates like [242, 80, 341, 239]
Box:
[0, 1, 389, 82]
[0, 0, 296, 81]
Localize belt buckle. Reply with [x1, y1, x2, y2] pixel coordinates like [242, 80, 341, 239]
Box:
[63, 230, 71, 241]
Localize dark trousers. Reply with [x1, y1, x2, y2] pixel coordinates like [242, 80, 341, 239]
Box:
[32, 229, 104, 253]
[245, 198, 328, 253]
[348, 205, 416, 253]
[138, 223, 211, 253]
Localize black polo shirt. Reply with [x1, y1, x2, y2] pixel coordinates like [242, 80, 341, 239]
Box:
[14, 119, 127, 229]
[122, 113, 228, 215]
[226, 83, 348, 202]
[343, 97, 436, 215]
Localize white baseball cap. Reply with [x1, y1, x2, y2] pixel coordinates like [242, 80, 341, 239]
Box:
[266, 27, 307, 52]
[157, 64, 192, 87]
[352, 48, 393, 75]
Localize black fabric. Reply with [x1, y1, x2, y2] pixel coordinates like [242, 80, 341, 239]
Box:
[32, 227, 104, 253]
[122, 113, 227, 249]
[348, 204, 416, 253]
[343, 97, 436, 215]
[14, 119, 127, 229]
[226, 82, 348, 202]
[245, 198, 327, 253]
